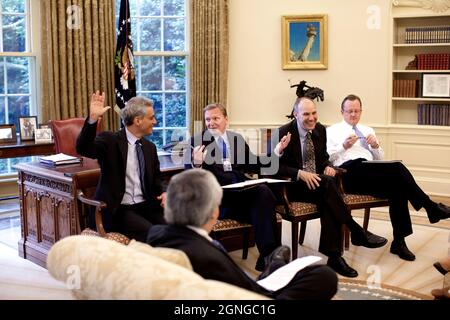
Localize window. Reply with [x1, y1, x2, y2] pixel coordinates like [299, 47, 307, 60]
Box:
[116, 0, 189, 150]
[0, 0, 38, 175]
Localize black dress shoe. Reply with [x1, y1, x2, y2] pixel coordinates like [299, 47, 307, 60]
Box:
[433, 262, 449, 275]
[351, 230, 388, 248]
[390, 240, 416, 261]
[427, 203, 450, 224]
[327, 256, 358, 278]
[258, 246, 291, 279]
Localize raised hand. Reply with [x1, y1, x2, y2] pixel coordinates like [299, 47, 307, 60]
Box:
[192, 145, 207, 167]
[89, 90, 111, 121]
[276, 132, 292, 154]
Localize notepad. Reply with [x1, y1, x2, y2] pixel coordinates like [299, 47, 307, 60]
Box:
[40, 153, 82, 166]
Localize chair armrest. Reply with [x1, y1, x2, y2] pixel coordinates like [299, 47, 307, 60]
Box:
[331, 167, 347, 194]
[77, 190, 107, 237]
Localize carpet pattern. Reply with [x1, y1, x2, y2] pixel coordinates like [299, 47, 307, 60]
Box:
[335, 279, 431, 300]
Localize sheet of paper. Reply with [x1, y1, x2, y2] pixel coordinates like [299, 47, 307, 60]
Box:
[256, 255, 322, 291]
[222, 178, 290, 189]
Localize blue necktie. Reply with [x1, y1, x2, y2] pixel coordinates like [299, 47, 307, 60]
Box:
[217, 136, 228, 159]
[135, 140, 148, 198]
[353, 125, 370, 150]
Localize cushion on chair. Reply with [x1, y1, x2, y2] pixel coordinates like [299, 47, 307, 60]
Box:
[47, 235, 268, 300]
[343, 194, 386, 205]
[275, 202, 318, 216]
[212, 219, 252, 232]
[81, 228, 131, 245]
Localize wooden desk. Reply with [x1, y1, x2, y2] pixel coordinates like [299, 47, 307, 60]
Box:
[0, 140, 55, 159]
[15, 155, 183, 267]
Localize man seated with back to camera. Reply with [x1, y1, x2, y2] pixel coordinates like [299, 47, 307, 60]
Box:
[147, 168, 338, 300]
[185, 102, 291, 273]
[326, 94, 450, 261]
[76, 91, 166, 242]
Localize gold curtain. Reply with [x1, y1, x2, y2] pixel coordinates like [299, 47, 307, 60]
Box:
[190, 0, 229, 134]
[40, 0, 117, 131]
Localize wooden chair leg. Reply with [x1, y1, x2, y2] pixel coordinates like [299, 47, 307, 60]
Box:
[344, 226, 350, 250]
[299, 221, 307, 245]
[291, 221, 299, 260]
[363, 208, 370, 230]
[241, 228, 249, 260]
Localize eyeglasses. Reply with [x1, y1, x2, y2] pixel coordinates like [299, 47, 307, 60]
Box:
[343, 109, 362, 115]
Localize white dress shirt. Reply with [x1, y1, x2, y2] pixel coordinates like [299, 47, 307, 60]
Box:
[326, 120, 384, 166]
[121, 127, 146, 205]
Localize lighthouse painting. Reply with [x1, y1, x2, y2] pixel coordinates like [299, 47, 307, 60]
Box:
[282, 15, 328, 70]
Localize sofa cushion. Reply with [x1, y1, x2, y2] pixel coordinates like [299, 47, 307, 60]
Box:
[47, 235, 267, 300]
[127, 239, 193, 270]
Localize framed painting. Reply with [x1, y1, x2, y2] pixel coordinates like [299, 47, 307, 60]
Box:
[422, 73, 450, 98]
[281, 14, 328, 70]
[19, 116, 38, 141]
[0, 124, 17, 144]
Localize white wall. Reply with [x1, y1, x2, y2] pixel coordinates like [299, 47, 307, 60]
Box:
[227, 0, 390, 127]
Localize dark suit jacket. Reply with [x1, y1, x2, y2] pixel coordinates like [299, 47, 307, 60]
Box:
[147, 225, 270, 296]
[186, 130, 265, 185]
[76, 118, 163, 216]
[276, 120, 331, 180]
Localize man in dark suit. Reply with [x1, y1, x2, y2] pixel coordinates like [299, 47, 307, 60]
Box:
[185, 103, 291, 272]
[147, 169, 338, 300]
[274, 97, 387, 278]
[327, 94, 450, 261]
[76, 91, 166, 242]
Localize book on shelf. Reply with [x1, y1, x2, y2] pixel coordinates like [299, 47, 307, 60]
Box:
[39, 153, 82, 166]
[222, 178, 290, 190]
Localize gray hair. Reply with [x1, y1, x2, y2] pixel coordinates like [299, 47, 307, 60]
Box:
[120, 96, 154, 126]
[165, 169, 223, 227]
[203, 103, 228, 117]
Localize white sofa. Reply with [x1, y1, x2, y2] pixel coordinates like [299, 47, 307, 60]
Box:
[47, 235, 267, 300]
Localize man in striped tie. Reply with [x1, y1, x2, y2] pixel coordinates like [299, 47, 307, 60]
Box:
[326, 94, 450, 261]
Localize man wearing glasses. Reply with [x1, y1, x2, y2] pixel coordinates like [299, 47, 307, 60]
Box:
[326, 94, 450, 262]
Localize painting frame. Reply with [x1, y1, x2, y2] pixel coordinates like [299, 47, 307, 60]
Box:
[18, 116, 38, 141]
[422, 73, 450, 98]
[0, 124, 17, 144]
[281, 14, 328, 70]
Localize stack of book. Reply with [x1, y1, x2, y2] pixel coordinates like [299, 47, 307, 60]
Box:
[416, 53, 450, 70]
[405, 26, 450, 44]
[417, 104, 450, 126]
[393, 79, 418, 97]
[39, 153, 82, 166]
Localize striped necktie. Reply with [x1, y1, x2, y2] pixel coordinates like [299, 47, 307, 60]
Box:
[135, 140, 148, 198]
[353, 125, 370, 150]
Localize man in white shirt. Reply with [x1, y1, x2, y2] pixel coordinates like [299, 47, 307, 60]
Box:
[327, 94, 450, 261]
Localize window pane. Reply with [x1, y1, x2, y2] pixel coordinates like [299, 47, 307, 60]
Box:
[0, 58, 4, 94]
[163, 18, 185, 51]
[140, 0, 161, 16]
[164, 56, 186, 90]
[0, 97, 5, 123]
[3, 15, 26, 52]
[140, 56, 162, 91]
[165, 93, 186, 127]
[163, 0, 185, 16]
[2, 0, 25, 13]
[142, 92, 163, 126]
[147, 129, 163, 149]
[166, 128, 187, 144]
[140, 18, 161, 51]
[8, 95, 29, 130]
[6, 57, 29, 94]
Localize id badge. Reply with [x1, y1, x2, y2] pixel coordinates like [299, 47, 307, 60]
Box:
[223, 158, 232, 172]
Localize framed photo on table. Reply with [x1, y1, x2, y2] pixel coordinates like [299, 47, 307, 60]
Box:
[0, 124, 17, 144]
[422, 74, 450, 98]
[281, 14, 328, 70]
[19, 116, 38, 141]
